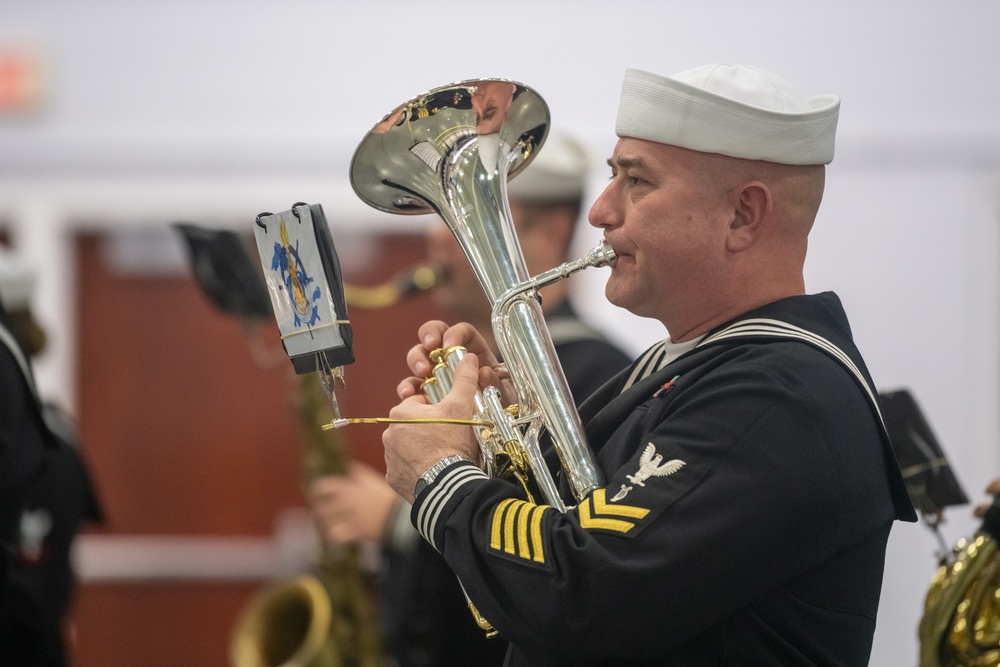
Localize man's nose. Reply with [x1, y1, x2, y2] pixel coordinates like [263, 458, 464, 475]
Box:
[588, 182, 621, 230]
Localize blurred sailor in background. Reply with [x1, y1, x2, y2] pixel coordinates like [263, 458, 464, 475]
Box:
[0, 247, 102, 667]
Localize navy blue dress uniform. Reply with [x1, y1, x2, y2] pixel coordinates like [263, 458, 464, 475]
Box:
[411, 293, 915, 666]
[0, 302, 102, 667]
[379, 302, 630, 667]
[0, 304, 49, 566]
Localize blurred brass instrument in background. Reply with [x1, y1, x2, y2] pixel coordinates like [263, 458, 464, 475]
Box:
[919, 495, 1000, 667]
[230, 374, 383, 667]
[230, 262, 450, 667]
[174, 223, 396, 667]
[342, 263, 443, 310]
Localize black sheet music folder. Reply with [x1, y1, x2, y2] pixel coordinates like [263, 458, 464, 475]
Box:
[879, 388, 969, 516]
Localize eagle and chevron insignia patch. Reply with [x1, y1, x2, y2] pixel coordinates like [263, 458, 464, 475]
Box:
[487, 443, 686, 556]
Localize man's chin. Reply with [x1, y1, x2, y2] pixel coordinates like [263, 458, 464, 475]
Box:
[605, 282, 649, 318]
[604, 284, 628, 310]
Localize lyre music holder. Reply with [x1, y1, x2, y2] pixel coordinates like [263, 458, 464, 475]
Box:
[251, 203, 355, 417]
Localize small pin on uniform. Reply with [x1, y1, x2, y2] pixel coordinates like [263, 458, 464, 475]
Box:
[653, 375, 681, 398]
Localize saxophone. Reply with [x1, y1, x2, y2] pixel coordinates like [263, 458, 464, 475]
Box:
[174, 222, 396, 666]
[229, 374, 382, 667]
[229, 257, 448, 666]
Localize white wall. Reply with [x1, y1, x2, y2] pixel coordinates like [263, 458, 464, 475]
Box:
[3, 2, 1000, 664]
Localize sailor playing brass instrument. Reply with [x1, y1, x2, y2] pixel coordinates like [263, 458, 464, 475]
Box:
[353, 65, 915, 666]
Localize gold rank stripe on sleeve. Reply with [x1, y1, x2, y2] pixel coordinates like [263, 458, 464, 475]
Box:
[490, 498, 550, 564]
[577, 489, 651, 533]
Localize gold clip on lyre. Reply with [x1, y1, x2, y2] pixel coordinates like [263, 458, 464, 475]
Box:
[316, 351, 346, 422]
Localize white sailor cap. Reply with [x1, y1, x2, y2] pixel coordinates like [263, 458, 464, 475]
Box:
[0, 247, 36, 311]
[615, 64, 840, 165]
[508, 129, 592, 203]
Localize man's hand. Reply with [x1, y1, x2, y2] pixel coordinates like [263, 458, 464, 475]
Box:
[396, 320, 499, 398]
[384, 350, 485, 503]
[308, 462, 399, 546]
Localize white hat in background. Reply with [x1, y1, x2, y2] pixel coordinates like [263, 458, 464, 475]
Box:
[0, 247, 37, 311]
[508, 129, 592, 203]
[615, 64, 840, 165]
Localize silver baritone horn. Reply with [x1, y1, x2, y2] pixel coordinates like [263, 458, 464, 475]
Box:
[349, 79, 614, 511]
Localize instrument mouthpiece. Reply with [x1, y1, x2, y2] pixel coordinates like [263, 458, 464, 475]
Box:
[588, 241, 616, 268]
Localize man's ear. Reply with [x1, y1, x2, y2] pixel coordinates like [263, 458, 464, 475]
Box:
[726, 182, 772, 252]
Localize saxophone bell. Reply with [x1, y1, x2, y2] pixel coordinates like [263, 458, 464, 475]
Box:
[230, 576, 336, 667]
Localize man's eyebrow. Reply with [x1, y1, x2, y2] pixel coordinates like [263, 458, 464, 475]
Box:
[607, 156, 645, 170]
